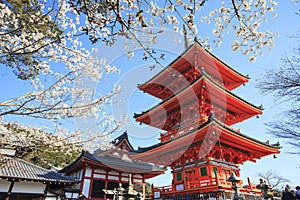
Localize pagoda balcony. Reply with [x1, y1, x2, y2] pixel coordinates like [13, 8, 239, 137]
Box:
[159, 116, 209, 142]
[152, 177, 261, 198]
[159, 115, 243, 143]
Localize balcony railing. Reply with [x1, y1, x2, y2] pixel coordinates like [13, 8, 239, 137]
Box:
[153, 177, 261, 196]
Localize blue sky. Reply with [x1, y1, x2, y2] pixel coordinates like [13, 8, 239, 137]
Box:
[0, 0, 299, 189]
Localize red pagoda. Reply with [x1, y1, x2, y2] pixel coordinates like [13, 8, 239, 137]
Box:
[132, 41, 281, 199]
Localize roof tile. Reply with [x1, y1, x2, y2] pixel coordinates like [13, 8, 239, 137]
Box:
[0, 156, 78, 183]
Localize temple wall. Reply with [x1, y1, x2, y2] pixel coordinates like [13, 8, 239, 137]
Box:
[12, 181, 45, 194]
[0, 179, 10, 192]
[85, 166, 92, 177]
[0, 180, 45, 194]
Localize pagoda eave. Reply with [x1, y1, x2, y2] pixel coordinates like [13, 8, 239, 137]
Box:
[135, 74, 262, 131]
[132, 118, 279, 166]
[138, 42, 249, 100]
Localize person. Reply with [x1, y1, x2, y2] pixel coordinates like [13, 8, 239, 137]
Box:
[256, 178, 272, 200]
[295, 186, 300, 200]
[282, 185, 295, 200]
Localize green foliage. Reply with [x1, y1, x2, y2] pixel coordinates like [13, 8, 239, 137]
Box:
[22, 142, 81, 169]
[134, 182, 153, 197]
[3, 122, 82, 169]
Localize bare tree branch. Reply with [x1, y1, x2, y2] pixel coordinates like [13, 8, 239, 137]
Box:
[257, 32, 300, 153]
[258, 170, 290, 189]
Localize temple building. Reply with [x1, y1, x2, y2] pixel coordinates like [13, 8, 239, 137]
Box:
[0, 125, 78, 200]
[60, 132, 166, 200]
[131, 41, 281, 199]
[0, 125, 165, 200]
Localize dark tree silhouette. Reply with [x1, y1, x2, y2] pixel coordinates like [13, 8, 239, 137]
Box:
[257, 29, 300, 153]
[258, 170, 290, 190]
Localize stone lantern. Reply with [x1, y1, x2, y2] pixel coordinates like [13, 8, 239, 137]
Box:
[227, 172, 243, 200]
[102, 174, 143, 200]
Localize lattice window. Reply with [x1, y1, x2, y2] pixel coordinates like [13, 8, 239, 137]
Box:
[176, 173, 182, 181]
[200, 167, 207, 176]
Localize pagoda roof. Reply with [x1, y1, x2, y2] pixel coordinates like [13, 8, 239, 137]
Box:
[135, 72, 263, 130]
[131, 116, 280, 164]
[139, 41, 249, 99]
[61, 150, 165, 179]
[0, 156, 78, 184]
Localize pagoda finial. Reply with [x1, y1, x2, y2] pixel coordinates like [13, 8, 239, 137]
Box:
[183, 25, 188, 49]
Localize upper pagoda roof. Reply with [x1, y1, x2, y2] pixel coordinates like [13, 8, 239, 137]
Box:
[131, 116, 280, 165]
[135, 72, 262, 130]
[139, 41, 249, 99]
[61, 150, 165, 179]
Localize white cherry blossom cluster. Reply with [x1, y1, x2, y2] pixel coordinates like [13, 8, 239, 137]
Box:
[0, 122, 82, 155]
[0, 1, 121, 150]
[0, 0, 294, 151]
[202, 0, 279, 62]
[70, 0, 284, 63]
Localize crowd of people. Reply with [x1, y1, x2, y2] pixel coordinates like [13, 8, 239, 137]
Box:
[281, 185, 300, 200]
[256, 179, 300, 200]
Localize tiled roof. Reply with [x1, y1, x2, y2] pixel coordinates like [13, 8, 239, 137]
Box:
[138, 41, 249, 89]
[82, 151, 165, 174]
[134, 71, 262, 120]
[111, 131, 134, 151]
[93, 131, 134, 155]
[0, 156, 78, 184]
[111, 131, 128, 146]
[60, 150, 165, 175]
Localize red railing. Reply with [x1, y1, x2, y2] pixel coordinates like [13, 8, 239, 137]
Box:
[154, 177, 222, 194]
[159, 116, 209, 142]
[153, 177, 261, 195]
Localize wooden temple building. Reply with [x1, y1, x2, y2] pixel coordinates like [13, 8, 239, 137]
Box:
[60, 132, 166, 200]
[130, 41, 281, 199]
[0, 125, 79, 200]
[0, 123, 165, 200]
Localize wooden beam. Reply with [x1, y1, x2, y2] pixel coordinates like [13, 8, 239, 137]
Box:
[43, 184, 49, 200]
[6, 180, 15, 200]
